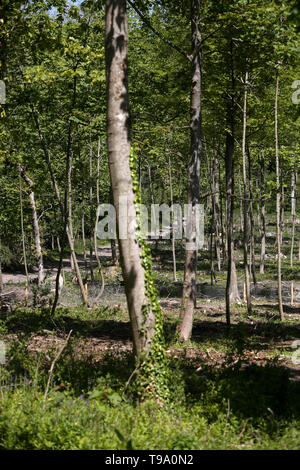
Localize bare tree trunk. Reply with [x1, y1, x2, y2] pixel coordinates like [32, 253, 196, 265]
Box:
[290, 168, 296, 267]
[106, 0, 155, 356]
[89, 137, 95, 283]
[168, 153, 177, 281]
[208, 143, 220, 281]
[179, 0, 202, 341]
[147, 161, 155, 208]
[225, 39, 240, 326]
[238, 168, 243, 232]
[96, 136, 101, 207]
[209, 204, 216, 286]
[219, 163, 226, 267]
[259, 151, 266, 274]
[247, 145, 257, 287]
[211, 155, 221, 271]
[94, 138, 105, 295]
[67, 153, 75, 273]
[275, 70, 284, 320]
[147, 160, 158, 250]
[19, 175, 29, 305]
[109, 188, 119, 266]
[94, 208, 105, 303]
[19, 168, 44, 286]
[0, 238, 4, 294]
[110, 238, 118, 266]
[280, 184, 284, 246]
[82, 213, 88, 278]
[29, 190, 45, 286]
[241, 72, 251, 313]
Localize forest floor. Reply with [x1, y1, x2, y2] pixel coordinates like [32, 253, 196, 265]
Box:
[0, 232, 300, 449]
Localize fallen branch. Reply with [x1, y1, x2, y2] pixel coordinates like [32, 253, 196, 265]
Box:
[43, 330, 72, 409]
[238, 419, 249, 440]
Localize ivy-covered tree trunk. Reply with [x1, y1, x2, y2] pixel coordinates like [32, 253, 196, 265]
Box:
[105, 1, 169, 402]
[105, 0, 155, 356]
[179, 0, 202, 341]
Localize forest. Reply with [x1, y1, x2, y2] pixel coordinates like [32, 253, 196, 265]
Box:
[0, 0, 300, 451]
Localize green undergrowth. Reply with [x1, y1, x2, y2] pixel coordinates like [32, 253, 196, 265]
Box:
[0, 385, 299, 450]
[0, 313, 299, 450]
[0, 304, 300, 450]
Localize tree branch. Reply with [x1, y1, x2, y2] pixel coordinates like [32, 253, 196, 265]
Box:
[127, 0, 191, 62]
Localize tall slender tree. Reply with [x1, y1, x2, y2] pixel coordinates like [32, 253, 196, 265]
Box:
[179, 0, 202, 341]
[106, 0, 155, 356]
[275, 68, 284, 320]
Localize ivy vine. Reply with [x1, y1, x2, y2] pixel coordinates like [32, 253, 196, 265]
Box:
[129, 147, 171, 403]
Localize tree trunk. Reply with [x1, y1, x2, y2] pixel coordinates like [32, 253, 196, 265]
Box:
[241, 72, 251, 313]
[109, 188, 119, 266]
[96, 136, 101, 207]
[280, 183, 284, 246]
[68, 153, 75, 273]
[259, 151, 266, 274]
[106, 0, 155, 356]
[19, 175, 29, 305]
[110, 238, 118, 266]
[225, 40, 240, 326]
[238, 168, 243, 232]
[94, 207, 105, 303]
[213, 155, 221, 272]
[168, 153, 177, 281]
[210, 153, 221, 271]
[247, 145, 257, 287]
[290, 168, 296, 267]
[89, 136, 95, 283]
[19, 167, 44, 286]
[82, 213, 88, 279]
[275, 70, 284, 320]
[179, 0, 202, 341]
[0, 238, 3, 294]
[219, 163, 226, 266]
